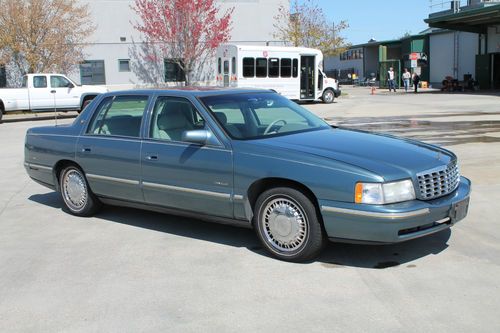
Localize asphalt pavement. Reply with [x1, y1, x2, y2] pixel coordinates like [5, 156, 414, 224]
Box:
[0, 88, 499, 332]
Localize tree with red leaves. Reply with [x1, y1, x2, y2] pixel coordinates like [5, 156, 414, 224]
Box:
[133, 0, 233, 86]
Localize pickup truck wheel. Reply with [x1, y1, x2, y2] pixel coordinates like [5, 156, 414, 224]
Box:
[253, 187, 325, 262]
[322, 89, 335, 104]
[60, 166, 101, 216]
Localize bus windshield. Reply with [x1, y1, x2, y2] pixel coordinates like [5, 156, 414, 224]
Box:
[200, 92, 330, 140]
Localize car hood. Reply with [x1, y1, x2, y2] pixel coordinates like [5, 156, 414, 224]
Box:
[251, 128, 455, 181]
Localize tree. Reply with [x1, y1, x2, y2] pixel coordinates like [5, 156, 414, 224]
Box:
[273, 0, 349, 56]
[0, 0, 95, 82]
[133, 0, 234, 86]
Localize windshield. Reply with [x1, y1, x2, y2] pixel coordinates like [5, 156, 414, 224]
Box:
[200, 92, 330, 140]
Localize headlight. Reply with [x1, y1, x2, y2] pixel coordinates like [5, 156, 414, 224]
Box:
[355, 180, 416, 204]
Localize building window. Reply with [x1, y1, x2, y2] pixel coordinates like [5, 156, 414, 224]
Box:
[268, 58, 279, 78]
[256, 58, 267, 77]
[280, 58, 292, 78]
[164, 59, 185, 82]
[118, 59, 131, 72]
[223, 60, 230, 75]
[243, 57, 255, 77]
[0, 65, 6, 88]
[232, 57, 236, 75]
[218, 58, 222, 74]
[80, 60, 106, 85]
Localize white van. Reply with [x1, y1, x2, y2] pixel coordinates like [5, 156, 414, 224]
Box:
[216, 44, 340, 103]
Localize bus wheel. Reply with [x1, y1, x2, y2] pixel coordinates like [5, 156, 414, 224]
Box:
[322, 89, 335, 104]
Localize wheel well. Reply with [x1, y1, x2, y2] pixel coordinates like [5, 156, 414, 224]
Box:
[247, 178, 321, 214]
[81, 95, 97, 108]
[53, 160, 82, 191]
[0, 100, 5, 114]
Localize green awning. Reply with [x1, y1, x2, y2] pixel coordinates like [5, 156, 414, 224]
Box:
[425, 4, 500, 34]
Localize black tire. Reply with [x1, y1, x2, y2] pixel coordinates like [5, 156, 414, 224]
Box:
[59, 165, 101, 216]
[253, 187, 325, 262]
[0, 104, 4, 122]
[322, 89, 335, 104]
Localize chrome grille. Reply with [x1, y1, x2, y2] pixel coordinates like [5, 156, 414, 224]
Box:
[417, 162, 460, 200]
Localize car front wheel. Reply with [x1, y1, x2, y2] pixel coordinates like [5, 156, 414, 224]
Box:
[254, 187, 325, 262]
[322, 89, 335, 104]
[60, 166, 101, 216]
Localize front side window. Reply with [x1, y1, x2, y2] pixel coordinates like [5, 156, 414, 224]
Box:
[88, 95, 148, 137]
[150, 96, 206, 142]
[50, 76, 72, 88]
[33, 76, 47, 88]
[201, 92, 329, 140]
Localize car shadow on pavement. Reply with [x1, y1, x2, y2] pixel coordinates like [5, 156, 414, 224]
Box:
[29, 191, 451, 269]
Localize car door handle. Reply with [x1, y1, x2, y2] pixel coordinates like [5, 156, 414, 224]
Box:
[146, 155, 158, 160]
[82, 147, 92, 153]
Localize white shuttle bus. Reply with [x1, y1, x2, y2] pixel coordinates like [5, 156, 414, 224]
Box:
[215, 44, 341, 103]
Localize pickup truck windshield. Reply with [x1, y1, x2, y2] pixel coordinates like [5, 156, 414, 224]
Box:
[200, 92, 330, 140]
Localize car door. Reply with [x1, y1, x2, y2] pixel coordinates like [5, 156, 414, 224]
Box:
[141, 95, 234, 218]
[50, 75, 79, 109]
[29, 75, 53, 110]
[76, 94, 150, 203]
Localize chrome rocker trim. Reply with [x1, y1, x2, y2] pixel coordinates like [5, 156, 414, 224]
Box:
[321, 206, 430, 219]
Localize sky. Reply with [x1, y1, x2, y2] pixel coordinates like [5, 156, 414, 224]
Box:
[298, 0, 436, 45]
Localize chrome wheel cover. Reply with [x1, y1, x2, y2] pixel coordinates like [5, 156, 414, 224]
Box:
[324, 91, 334, 103]
[262, 197, 308, 252]
[62, 169, 87, 212]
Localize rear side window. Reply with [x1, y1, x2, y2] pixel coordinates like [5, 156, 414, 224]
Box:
[243, 58, 255, 77]
[88, 95, 149, 137]
[256, 58, 267, 77]
[33, 76, 47, 88]
[268, 58, 279, 78]
[292, 59, 299, 78]
[281, 58, 292, 77]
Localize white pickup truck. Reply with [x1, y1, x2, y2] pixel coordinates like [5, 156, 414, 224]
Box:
[0, 74, 107, 121]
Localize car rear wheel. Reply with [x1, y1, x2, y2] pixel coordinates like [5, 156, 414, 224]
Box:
[253, 187, 325, 262]
[60, 166, 101, 216]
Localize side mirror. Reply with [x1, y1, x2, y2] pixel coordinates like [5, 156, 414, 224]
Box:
[182, 130, 212, 145]
[68, 83, 75, 88]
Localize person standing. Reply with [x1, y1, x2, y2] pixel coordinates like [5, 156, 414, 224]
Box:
[387, 67, 396, 92]
[412, 72, 421, 93]
[402, 68, 411, 92]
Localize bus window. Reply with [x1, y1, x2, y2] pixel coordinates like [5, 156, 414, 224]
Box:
[224, 60, 229, 74]
[256, 58, 267, 78]
[218, 58, 222, 74]
[268, 58, 279, 78]
[281, 58, 292, 77]
[232, 57, 236, 75]
[292, 59, 299, 78]
[243, 58, 255, 77]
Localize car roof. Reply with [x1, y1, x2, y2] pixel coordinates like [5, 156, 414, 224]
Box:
[102, 87, 274, 98]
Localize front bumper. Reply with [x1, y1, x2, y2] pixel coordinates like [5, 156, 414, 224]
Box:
[319, 176, 471, 244]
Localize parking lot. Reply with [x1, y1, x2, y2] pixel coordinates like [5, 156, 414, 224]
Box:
[1, 88, 499, 332]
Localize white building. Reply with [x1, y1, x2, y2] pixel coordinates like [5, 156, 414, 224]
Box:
[70, 0, 288, 89]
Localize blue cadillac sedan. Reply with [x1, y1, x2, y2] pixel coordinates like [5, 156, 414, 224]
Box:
[24, 88, 471, 262]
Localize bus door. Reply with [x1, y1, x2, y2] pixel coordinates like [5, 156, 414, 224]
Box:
[300, 56, 315, 99]
[223, 60, 230, 87]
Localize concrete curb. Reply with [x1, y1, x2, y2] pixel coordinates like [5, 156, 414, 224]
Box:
[1, 112, 78, 124]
